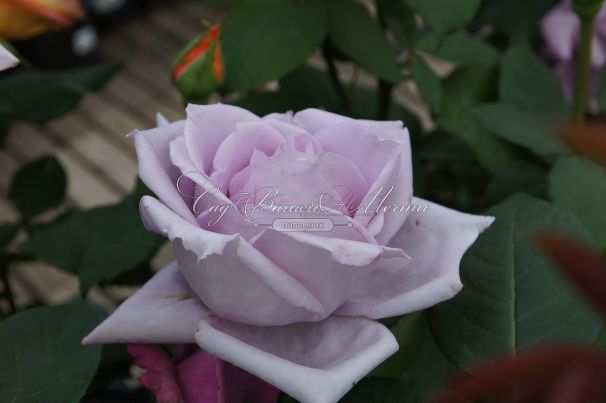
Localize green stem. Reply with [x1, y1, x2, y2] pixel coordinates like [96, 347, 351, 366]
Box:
[321, 44, 352, 115]
[574, 18, 595, 123]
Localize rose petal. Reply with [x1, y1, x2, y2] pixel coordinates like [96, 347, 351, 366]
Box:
[184, 104, 258, 174]
[0, 44, 18, 71]
[139, 196, 325, 325]
[251, 229, 410, 318]
[337, 198, 494, 319]
[176, 348, 223, 403]
[83, 261, 207, 344]
[540, 2, 580, 62]
[128, 344, 183, 403]
[195, 313, 398, 403]
[133, 120, 198, 225]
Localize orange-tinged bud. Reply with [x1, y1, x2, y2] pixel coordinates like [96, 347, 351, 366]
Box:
[172, 24, 223, 104]
[0, 0, 84, 40]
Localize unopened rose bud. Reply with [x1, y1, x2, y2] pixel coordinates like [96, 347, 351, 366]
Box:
[0, 0, 84, 40]
[172, 24, 223, 104]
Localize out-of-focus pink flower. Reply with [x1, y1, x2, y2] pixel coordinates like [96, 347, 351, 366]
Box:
[128, 344, 279, 403]
[0, 44, 18, 71]
[541, 0, 606, 100]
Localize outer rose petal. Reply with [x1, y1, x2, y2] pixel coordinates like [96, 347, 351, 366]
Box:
[541, 2, 580, 62]
[336, 198, 494, 319]
[184, 104, 258, 174]
[176, 349, 223, 403]
[0, 44, 18, 71]
[195, 313, 398, 403]
[133, 120, 198, 225]
[83, 261, 207, 344]
[128, 344, 183, 403]
[139, 195, 326, 325]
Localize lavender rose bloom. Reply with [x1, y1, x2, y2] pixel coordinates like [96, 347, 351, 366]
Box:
[541, 0, 606, 100]
[84, 105, 493, 403]
[0, 44, 18, 71]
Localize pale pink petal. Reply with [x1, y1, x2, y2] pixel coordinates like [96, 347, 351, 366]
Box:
[337, 198, 494, 319]
[0, 44, 18, 71]
[184, 104, 258, 174]
[293, 109, 350, 133]
[251, 229, 410, 317]
[133, 120, 198, 225]
[128, 344, 183, 403]
[83, 262, 206, 344]
[156, 113, 171, 128]
[212, 122, 285, 193]
[139, 196, 325, 326]
[195, 314, 399, 403]
[541, 2, 580, 62]
[313, 120, 408, 188]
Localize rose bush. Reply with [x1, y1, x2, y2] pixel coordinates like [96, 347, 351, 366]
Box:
[83, 104, 493, 403]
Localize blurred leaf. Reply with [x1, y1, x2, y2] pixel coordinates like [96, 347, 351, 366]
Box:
[429, 194, 603, 370]
[476, 0, 560, 38]
[371, 313, 425, 377]
[411, 55, 442, 111]
[328, 0, 401, 82]
[0, 64, 119, 122]
[405, 0, 481, 35]
[482, 160, 548, 207]
[381, 0, 416, 48]
[0, 223, 19, 249]
[550, 156, 606, 247]
[438, 99, 513, 174]
[21, 181, 164, 294]
[9, 155, 66, 219]
[221, 0, 327, 92]
[442, 64, 498, 106]
[0, 114, 8, 148]
[197, 0, 244, 8]
[475, 103, 568, 157]
[537, 234, 606, 314]
[432, 32, 500, 65]
[500, 45, 568, 119]
[598, 65, 606, 111]
[0, 302, 102, 403]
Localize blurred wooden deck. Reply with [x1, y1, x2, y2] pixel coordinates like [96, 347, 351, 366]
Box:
[0, 0, 223, 311]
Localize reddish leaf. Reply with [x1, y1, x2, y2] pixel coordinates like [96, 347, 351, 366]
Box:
[535, 233, 606, 314]
[545, 355, 606, 403]
[561, 124, 606, 165]
[433, 345, 597, 403]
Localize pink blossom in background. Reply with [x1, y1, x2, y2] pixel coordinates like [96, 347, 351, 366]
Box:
[541, 0, 606, 100]
[84, 105, 493, 403]
[128, 344, 279, 403]
[0, 44, 18, 71]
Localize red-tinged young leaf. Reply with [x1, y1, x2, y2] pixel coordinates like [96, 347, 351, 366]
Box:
[434, 345, 598, 403]
[544, 355, 606, 403]
[536, 233, 606, 313]
[562, 124, 606, 165]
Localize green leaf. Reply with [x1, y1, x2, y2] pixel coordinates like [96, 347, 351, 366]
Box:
[371, 313, 425, 377]
[550, 156, 606, 247]
[381, 0, 416, 48]
[0, 223, 19, 250]
[0, 302, 102, 403]
[482, 160, 548, 207]
[499, 45, 568, 119]
[0, 64, 119, 122]
[411, 55, 442, 111]
[328, 0, 401, 82]
[432, 32, 500, 65]
[429, 194, 603, 369]
[405, 0, 481, 35]
[442, 64, 498, 106]
[21, 181, 164, 293]
[9, 156, 67, 219]
[476, 0, 559, 38]
[438, 99, 513, 174]
[0, 114, 8, 149]
[221, 0, 328, 92]
[474, 103, 568, 157]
